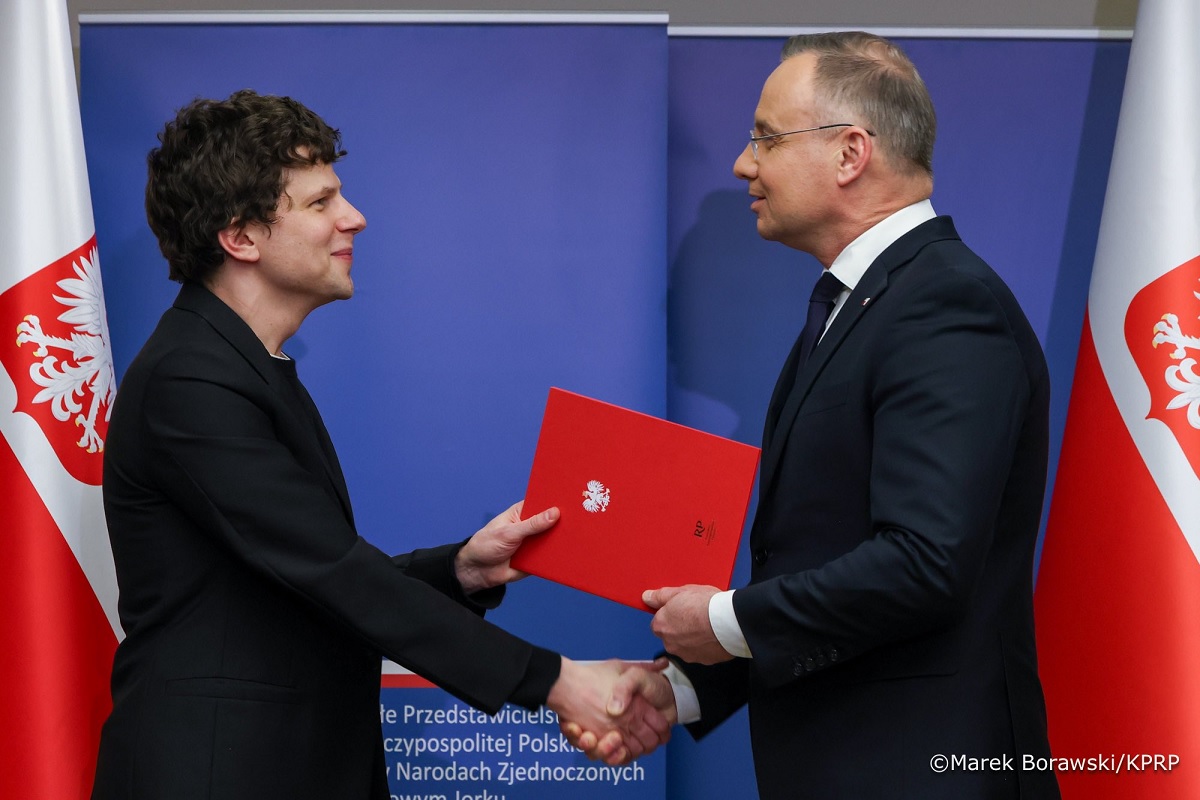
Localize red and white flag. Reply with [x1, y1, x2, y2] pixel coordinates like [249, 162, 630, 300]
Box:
[1035, 0, 1200, 796]
[0, 1, 121, 796]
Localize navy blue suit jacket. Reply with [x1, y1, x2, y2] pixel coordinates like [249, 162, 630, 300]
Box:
[680, 217, 1059, 799]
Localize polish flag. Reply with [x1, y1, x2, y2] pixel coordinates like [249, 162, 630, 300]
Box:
[1034, 0, 1200, 796]
[0, 1, 121, 796]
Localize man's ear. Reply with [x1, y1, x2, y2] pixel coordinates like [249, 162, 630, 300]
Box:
[217, 221, 261, 263]
[834, 127, 873, 187]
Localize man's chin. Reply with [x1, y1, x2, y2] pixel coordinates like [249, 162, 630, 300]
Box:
[318, 284, 354, 307]
[756, 219, 780, 242]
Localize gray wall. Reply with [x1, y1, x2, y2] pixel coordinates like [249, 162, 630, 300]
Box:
[71, 0, 1138, 34]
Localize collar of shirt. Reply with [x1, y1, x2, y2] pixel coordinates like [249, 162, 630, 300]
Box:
[824, 198, 937, 330]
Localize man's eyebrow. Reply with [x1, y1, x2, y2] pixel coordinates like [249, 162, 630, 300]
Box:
[302, 183, 341, 202]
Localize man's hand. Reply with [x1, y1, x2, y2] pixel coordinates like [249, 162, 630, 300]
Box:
[644, 585, 733, 665]
[454, 502, 558, 595]
[561, 657, 677, 763]
[548, 658, 674, 766]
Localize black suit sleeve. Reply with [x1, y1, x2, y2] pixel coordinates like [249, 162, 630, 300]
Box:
[391, 540, 505, 613]
[674, 658, 751, 739]
[141, 345, 555, 712]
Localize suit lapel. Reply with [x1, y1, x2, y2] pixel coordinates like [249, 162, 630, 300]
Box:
[286, 373, 355, 524]
[761, 324, 810, 455]
[172, 283, 355, 521]
[758, 266, 890, 492]
[757, 217, 961, 495]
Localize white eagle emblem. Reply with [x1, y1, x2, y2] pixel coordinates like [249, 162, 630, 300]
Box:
[582, 480, 611, 513]
[1152, 280, 1200, 429]
[15, 246, 115, 453]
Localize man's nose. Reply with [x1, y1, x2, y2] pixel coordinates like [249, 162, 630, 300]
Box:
[341, 200, 367, 232]
[733, 145, 757, 180]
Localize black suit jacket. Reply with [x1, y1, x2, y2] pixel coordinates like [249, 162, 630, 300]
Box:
[92, 283, 552, 800]
[680, 218, 1059, 799]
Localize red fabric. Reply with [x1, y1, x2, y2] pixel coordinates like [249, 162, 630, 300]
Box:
[1036, 317, 1200, 798]
[0, 433, 116, 798]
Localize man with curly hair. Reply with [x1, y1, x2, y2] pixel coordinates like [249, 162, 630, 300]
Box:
[91, 90, 669, 800]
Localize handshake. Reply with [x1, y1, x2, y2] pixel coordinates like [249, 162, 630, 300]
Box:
[549, 656, 677, 765]
[458, 502, 740, 765]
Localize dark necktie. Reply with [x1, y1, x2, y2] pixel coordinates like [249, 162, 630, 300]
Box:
[796, 270, 845, 367]
[763, 270, 845, 447]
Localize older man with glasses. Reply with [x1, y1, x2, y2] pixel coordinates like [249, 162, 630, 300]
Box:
[583, 30, 1061, 800]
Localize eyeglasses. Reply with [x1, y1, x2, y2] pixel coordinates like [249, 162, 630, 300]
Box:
[748, 124, 875, 160]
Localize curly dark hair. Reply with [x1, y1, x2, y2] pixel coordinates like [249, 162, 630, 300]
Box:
[145, 89, 347, 284]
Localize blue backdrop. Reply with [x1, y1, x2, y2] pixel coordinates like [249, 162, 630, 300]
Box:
[81, 19, 1128, 799]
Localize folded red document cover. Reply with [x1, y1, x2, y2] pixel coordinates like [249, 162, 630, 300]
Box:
[513, 387, 761, 611]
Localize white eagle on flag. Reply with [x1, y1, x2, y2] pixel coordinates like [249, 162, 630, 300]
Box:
[1152, 278, 1200, 430]
[15, 246, 115, 453]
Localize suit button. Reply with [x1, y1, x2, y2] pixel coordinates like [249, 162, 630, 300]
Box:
[815, 653, 826, 667]
[829, 648, 840, 662]
[804, 657, 815, 671]
[753, 548, 770, 565]
[792, 656, 804, 676]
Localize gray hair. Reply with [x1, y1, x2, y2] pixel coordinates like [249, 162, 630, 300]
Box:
[781, 31, 936, 176]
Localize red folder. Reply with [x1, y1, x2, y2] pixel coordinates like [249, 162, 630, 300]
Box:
[514, 388, 760, 611]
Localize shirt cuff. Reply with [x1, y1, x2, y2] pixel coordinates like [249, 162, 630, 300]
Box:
[663, 662, 702, 725]
[709, 590, 752, 658]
